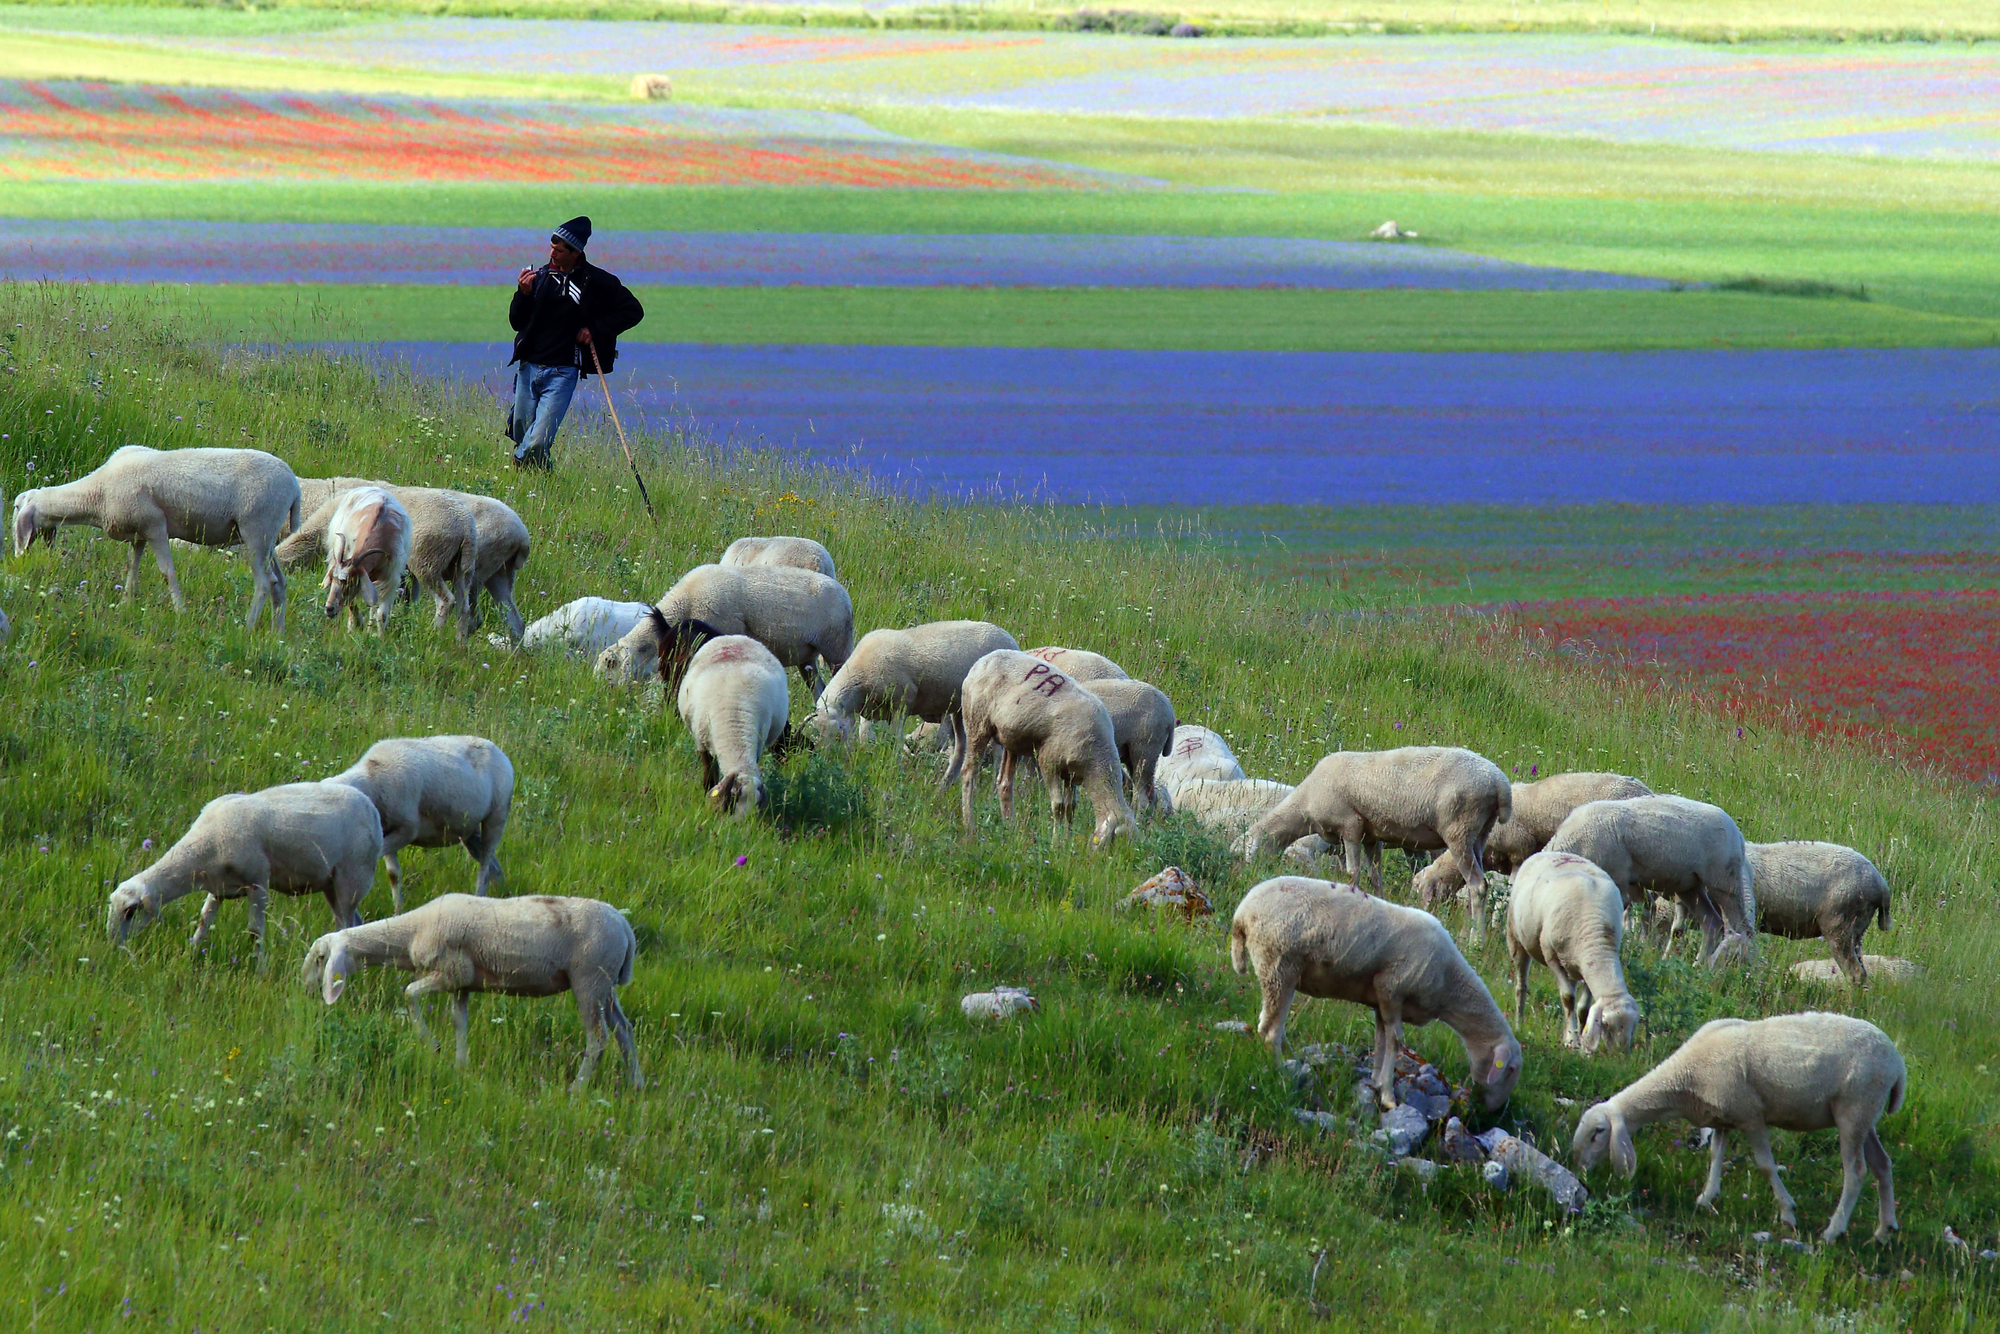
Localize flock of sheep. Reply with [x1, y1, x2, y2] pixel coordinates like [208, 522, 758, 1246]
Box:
[16, 444, 1910, 1244]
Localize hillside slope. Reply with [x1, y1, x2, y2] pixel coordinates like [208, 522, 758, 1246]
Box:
[0, 283, 1994, 1329]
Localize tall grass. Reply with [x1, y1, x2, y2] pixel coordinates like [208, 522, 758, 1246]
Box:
[0, 282, 1995, 1329]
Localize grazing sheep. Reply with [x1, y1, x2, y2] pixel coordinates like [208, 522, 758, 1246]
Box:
[1506, 851, 1639, 1054]
[1746, 841, 1893, 985]
[596, 564, 853, 698]
[676, 634, 792, 814]
[1413, 771, 1652, 906]
[320, 485, 410, 632]
[1572, 1012, 1904, 1242]
[1156, 724, 1245, 800]
[814, 619, 1018, 788]
[461, 492, 531, 643]
[302, 893, 642, 1090]
[520, 597, 653, 658]
[1174, 776, 1294, 833]
[721, 535, 836, 579]
[1239, 747, 1512, 939]
[959, 648, 1136, 850]
[326, 736, 513, 912]
[278, 479, 478, 639]
[12, 445, 299, 632]
[1025, 646, 1128, 682]
[1545, 795, 1757, 968]
[1229, 876, 1522, 1112]
[106, 781, 383, 966]
[1077, 678, 1177, 816]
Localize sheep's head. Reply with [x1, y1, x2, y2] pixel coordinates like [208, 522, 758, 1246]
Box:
[1090, 808, 1136, 851]
[595, 614, 661, 684]
[709, 772, 765, 817]
[322, 534, 362, 618]
[303, 933, 354, 1004]
[11, 491, 48, 557]
[655, 615, 721, 692]
[1581, 995, 1640, 1055]
[1706, 930, 1756, 970]
[1472, 1033, 1523, 1111]
[106, 879, 161, 944]
[1410, 855, 1459, 909]
[1572, 1102, 1637, 1178]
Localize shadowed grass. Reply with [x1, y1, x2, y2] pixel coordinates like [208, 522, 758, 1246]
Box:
[1, 282, 1997, 1328]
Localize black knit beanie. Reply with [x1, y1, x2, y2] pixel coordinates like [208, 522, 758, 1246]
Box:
[552, 216, 592, 251]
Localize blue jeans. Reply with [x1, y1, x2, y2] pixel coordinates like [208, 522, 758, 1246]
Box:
[510, 362, 579, 467]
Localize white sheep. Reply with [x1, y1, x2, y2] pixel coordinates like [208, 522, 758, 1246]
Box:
[519, 597, 653, 658]
[959, 648, 1136, 850]
[1078, 677, 1177, 817]
[1572, 1012, 1904, 1241]
[1172, 776, 1294, 833]
[12, 445, 299, 632]
[1745, 841, 1893, 984]
[1229, 876, 1522, 1112]
[1239, 746, 1512, 939]
[461, 492, 531, 643]
[326, 735, 514, 911]
[677, 634, 792, 814]
[1505, 850, 1639, 1054]
[720, 535, 836, 579]
[814, 619, 1018, 788]
[279, 479, 478, 639]
[1024, 645, 1128, 681]
[596, 564, 853, 698]
[302, 893, 642, 1090]
[1545, 795, 1757, 968]
[1156, 724, 1245, 800]
[106, 781, 383, 966]
[1413, 771, 1652, 906]
[320, 485, 410, 632]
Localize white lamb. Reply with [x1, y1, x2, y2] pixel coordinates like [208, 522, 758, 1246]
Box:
[720, 535, 836, 579]
[1743, 841, 1894, 984]
[959, 648, 1136, 850]
[1024, 646, 1128, 681]
[303, 893, 642, 1090]
[1229, 876, 1522, 1112]
[520, 597, 653, 658]
[1545, 794, 1757, 968]
[1239, 746, 1512, 939]
[1078, 677, 1177, 817]
[12, 445, 299, 632]
[106, 781, 383, 966]
[596, 563, 853, 697]
[677, 634, 792, 814]
[320, 485, 410, 632]
[1505, 850, 1640, 1054]
[326, 735, 514, 911]
[1156, 724, 1245, 800]
[1573, 1012, 1904, 1241]
[1413, 771, 1652, 906]
[814, 619, 1018, 788]
[461, 492, 531, 643]
[278, 479, 478, 639]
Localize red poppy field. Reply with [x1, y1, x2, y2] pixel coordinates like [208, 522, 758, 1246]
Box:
[1498, 589, 2000, 785]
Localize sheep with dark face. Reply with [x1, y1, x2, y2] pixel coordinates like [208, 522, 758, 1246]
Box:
[595, 563, 853, 698]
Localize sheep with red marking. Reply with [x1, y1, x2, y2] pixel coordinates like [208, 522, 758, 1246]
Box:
[959, 648, 1135, 850]
[676, 633, 793, 815]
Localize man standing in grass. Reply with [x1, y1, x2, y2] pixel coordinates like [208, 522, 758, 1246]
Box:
[507, 216, 646, 471]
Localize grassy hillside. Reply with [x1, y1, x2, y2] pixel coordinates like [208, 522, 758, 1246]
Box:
[2, 282, 1997, 1329]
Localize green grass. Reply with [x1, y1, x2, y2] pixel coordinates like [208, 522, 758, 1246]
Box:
[2, 281, 1999, 1329]
[158, 281, 2000, 352]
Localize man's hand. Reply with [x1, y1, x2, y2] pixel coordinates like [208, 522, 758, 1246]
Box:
[517, 266, 536, 295]
[575, 327, 593, 346]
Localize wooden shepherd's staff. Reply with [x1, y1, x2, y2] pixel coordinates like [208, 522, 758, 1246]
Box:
[588, 338, 655, 520]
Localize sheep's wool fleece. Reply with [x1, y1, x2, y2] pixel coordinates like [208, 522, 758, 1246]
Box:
[1234, 877, 1471, 1009]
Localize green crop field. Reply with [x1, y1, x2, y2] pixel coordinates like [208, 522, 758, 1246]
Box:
[1, 282, 1997, 1331]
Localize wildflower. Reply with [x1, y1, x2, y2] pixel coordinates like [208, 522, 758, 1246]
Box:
[142, 838, 153, 851]
[734, 855, 748, 867]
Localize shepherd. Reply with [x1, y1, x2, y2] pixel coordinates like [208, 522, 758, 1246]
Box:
[506, 216, 646, 471]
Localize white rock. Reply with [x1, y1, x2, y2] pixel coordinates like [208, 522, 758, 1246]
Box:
[961, 986, 1038, 1020]
[1790, 955, 1923, 985]
[1381, 1104, 1431, 1157]
[1482, 1160, 1511, 1191]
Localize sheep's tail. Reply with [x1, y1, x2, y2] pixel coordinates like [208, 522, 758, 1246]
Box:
[615, 922, 635, 987]
[287, 490, 302, 541]
[1885, 1070, 1906, 1117]
[1494, 781, 1513, 826]
[1229, 919, 1248, 975]
[1875, 873, 1893, 933]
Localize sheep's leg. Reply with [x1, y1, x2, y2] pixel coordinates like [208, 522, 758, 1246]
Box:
[1370, 994, 1405, 1111]
[571, 993, 610, 1092]
[245, 548, 270, 632]
[1830, 932, 1867, 986]
[1743, 1124, 1798, 1232]
[997, 751, 1017, 822]
[190, 893, 223, 950]
[1820, 1120, 1869, 1242]
[452, 992, 471, 1067]
[609, 997, 644, 1091]
[265, 545, 287, 636]
[700, 750, 721, 791]
[466, 826, 504, 897]
[1510, 944, 1531, 1030]
[246, 883, 269, 972]
[489, 572, 526, 643]
[1342, 838, 1365, 885]
[402, 974, 454, 1052]
[1446, 833, 1489, 943]
[937, 712, 967, 792]
[124, 542, 145, 604]
[383, 850, 405, 914]
[144, 530, 185, 612]
[1254, 962, 1299, 1057]
[1550, 961, 1580, 1047]
[1364, 841, 1385, 896]
[1697, 893, 1727, 966]
[1862, 1128, 1897, 1240]
[454, 570, 475, 643]
[1696, 1129, 1729, 1211]
[959, 735, 984, 839]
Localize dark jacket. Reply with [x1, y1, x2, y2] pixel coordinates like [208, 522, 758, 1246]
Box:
[509, 261, 645, 377]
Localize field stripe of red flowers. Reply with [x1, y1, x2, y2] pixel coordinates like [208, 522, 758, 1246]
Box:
[0, 80, 1116, 188]
[1499, 589, 2000, 785]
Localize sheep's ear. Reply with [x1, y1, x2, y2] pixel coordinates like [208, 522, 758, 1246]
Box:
[324, 975, 346, 1005]
[1579, 1006, 1603, 1055]
[1609, 1111, 1638, 1178]
[12, 500, 37, 556]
